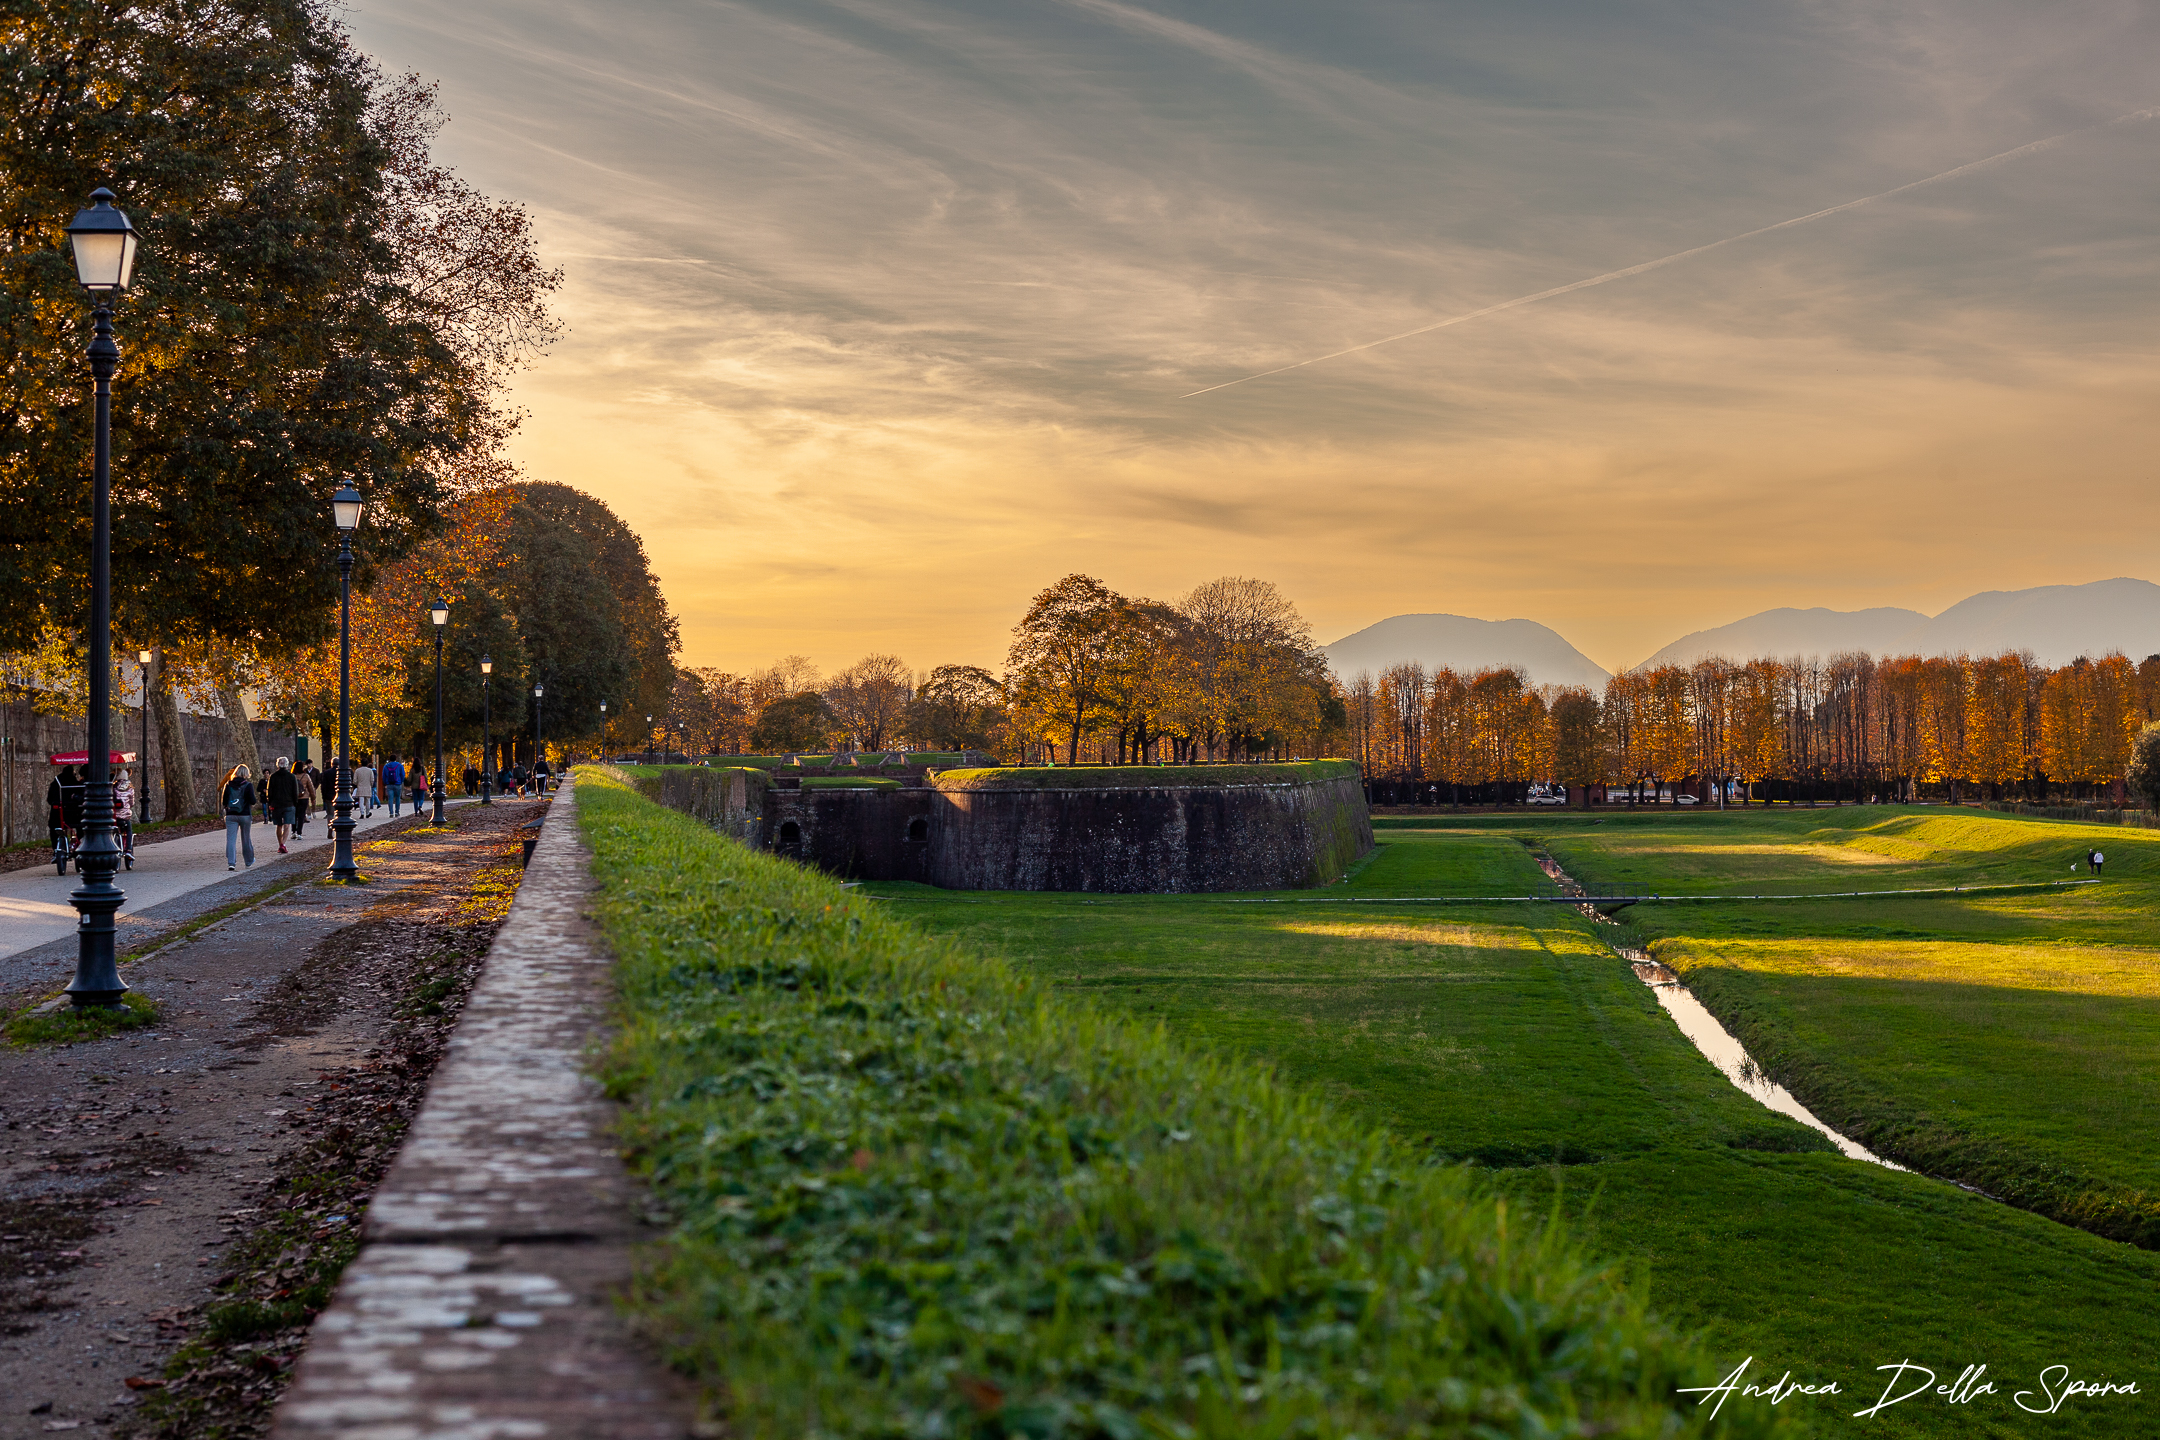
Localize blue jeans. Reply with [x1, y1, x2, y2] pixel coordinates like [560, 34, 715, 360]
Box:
[225, 817, 254, 867]
[387, 783, 405, 815]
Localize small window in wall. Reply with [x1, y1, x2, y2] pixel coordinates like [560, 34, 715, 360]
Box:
[907, 817, 928, 842]
[779, 821, 801, 846]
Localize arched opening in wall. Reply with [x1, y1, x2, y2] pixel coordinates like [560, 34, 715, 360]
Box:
[906, 817, 928, 842]
[779, 821, 801, 850]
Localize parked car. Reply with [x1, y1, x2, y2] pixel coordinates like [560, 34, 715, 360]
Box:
[1528, 790, 1568, 805]
[1674, 793, 1700, 805]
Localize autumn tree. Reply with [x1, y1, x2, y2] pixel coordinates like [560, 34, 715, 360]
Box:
[0, 3, 556, 658]
[1007, 574, 1123, 764]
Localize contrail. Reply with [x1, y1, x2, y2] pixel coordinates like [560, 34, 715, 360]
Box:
[1180, 108, 2158, 399]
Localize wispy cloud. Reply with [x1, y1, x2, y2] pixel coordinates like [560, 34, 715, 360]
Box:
[345, 0, 2160, 674]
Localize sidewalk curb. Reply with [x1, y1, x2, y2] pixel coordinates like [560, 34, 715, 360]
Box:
[271, 780, 697, 1438]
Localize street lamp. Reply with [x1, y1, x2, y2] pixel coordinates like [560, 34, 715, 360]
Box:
[480, 655, 492, 806]
[429, 599, 448, 823]
[136, 648, 152, 822]
[329, 486, 365, 881]
[533, 683, 545, 792]
[599, 701, 607, 762]
[646, 715, 653, 766]
[63, 188, 140, 1008]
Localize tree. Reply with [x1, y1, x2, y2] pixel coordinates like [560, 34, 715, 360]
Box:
[909, 665, 1006, 751]
[2129, 722, 2160, 812]
[511, 482, 677, 722]
[823, 654, 911, 752]
[1551, 689, 1601, 797]
[390, 580, 526, 754]
[1007, 574, 1123, 764]
[500, 508, 630, 746]
[0, 0, 553, 657]
[750, 693, 830, 753]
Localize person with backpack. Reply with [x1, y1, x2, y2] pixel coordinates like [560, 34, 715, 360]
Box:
[266, 757, 300, 853]
[295, 763, 318, 838]
[221, 764, 258, 870]
[382, 754, 406, 815]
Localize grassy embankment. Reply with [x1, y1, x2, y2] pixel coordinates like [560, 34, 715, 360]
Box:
[874, 813, 2160, 1438]
[574, 766, 1779, 1440]
[1522, 806, 2160, 1246]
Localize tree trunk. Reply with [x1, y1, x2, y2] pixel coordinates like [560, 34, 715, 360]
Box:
[218, 680, 261, 779]
[150, 657, 196, 821]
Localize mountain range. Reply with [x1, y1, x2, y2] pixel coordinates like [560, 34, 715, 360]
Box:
[1322, 578, 2160, 687]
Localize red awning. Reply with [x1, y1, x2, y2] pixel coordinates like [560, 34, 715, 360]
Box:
[47, 751, 137, 765]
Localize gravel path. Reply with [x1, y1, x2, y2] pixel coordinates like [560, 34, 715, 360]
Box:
[0, 800, 541, 1439]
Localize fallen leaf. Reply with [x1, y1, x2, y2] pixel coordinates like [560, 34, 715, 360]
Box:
[123, 1376, 165, 1390]
[954, 1375, 1005, 1414]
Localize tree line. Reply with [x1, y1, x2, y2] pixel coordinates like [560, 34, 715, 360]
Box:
[0, 4, 680, 816]
[1347, 651, 2160, 803]
[659, 573, 1348, 764]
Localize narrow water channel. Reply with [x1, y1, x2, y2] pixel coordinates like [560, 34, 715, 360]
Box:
[1536, 854, 1902, 1170]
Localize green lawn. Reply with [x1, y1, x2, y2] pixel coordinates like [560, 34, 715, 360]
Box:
[869, 815, 2160, 1437]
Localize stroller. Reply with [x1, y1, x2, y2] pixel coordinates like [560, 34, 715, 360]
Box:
[47, 750, 138, 875]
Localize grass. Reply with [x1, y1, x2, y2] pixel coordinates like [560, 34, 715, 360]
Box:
[869, 817, 2160, 1438]
[800, 775, 902, 791]
[1470, 805, 2160, 1248]
[932, 760, 1359, 791]
[574, 766, 1780, 1440]
[4, 990, 162, 1045]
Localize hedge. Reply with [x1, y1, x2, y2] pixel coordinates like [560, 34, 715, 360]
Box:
[574, 767, 1775, 1439]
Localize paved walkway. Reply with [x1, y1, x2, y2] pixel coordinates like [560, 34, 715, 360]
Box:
[0, 798, 488, 1004]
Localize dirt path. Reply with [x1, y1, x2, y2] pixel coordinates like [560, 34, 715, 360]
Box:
[0, 799, 542, 1439]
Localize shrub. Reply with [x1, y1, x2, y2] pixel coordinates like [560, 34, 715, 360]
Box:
[576, 767, 1778, 1439]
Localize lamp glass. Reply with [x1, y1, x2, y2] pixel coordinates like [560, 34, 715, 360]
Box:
[68, 231, 138, 292]
[332, 486, 365, 532]
[138, 650, 152, 665]
[480, 656, 492, 675]
[429, 600, 449, 627]
[535, 685, 544, 697]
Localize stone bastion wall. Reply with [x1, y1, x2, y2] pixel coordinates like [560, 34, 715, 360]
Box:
[633, 761, 1373, 893]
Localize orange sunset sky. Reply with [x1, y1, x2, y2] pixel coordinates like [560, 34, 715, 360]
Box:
[343, 0, 2160, 676]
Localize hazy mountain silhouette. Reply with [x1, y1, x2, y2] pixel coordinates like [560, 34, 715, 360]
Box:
[1638, 607, 1926, 669]
[1323, 614, 1610, 689]
[1634, 578, 2160, 669]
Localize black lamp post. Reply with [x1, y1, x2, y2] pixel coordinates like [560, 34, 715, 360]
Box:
[429, 599, 448, 823]
[137, 648, 152, 822]
[533, 683, 545, 792]
[599, 701, 607, 763]
[63, 189, 140, 1008]
[480, 654, 493, 806]
[329, 485, 365, 881]
[645, 714, 654, 766]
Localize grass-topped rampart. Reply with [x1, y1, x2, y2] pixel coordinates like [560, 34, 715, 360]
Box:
[931, 758, 1358, 792]
[573, 766, 1772, 1438]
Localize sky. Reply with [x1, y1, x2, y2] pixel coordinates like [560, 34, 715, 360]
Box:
[341, 0, 2160, 676]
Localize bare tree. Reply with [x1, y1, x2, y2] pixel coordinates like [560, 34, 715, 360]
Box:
[824, 654, 912, 752]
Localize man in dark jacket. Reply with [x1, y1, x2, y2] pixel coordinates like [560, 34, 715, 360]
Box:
[266, 757, 301, 853]
[463, 763, 481, 796]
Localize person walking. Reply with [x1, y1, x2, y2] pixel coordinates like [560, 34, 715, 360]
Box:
[496, 759, 514, 799]
[410, 763, 430, 817]
[353, 757, 377, 819]
[112, 764, 136, 870]
[2093, 848, 2105, 877]
[220, 763, 258, 870]
[295, 762, 318, 838]
[462, 762, 480, 797]
[534, 755, 552, 793]
[266, 757, 300, 853]
[47, 765, 74, 862]
[60, 763, 87, 839]
[382, 754, 406, 815]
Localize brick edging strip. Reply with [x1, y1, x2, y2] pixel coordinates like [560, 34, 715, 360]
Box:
[272, 780, 697, 1438]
